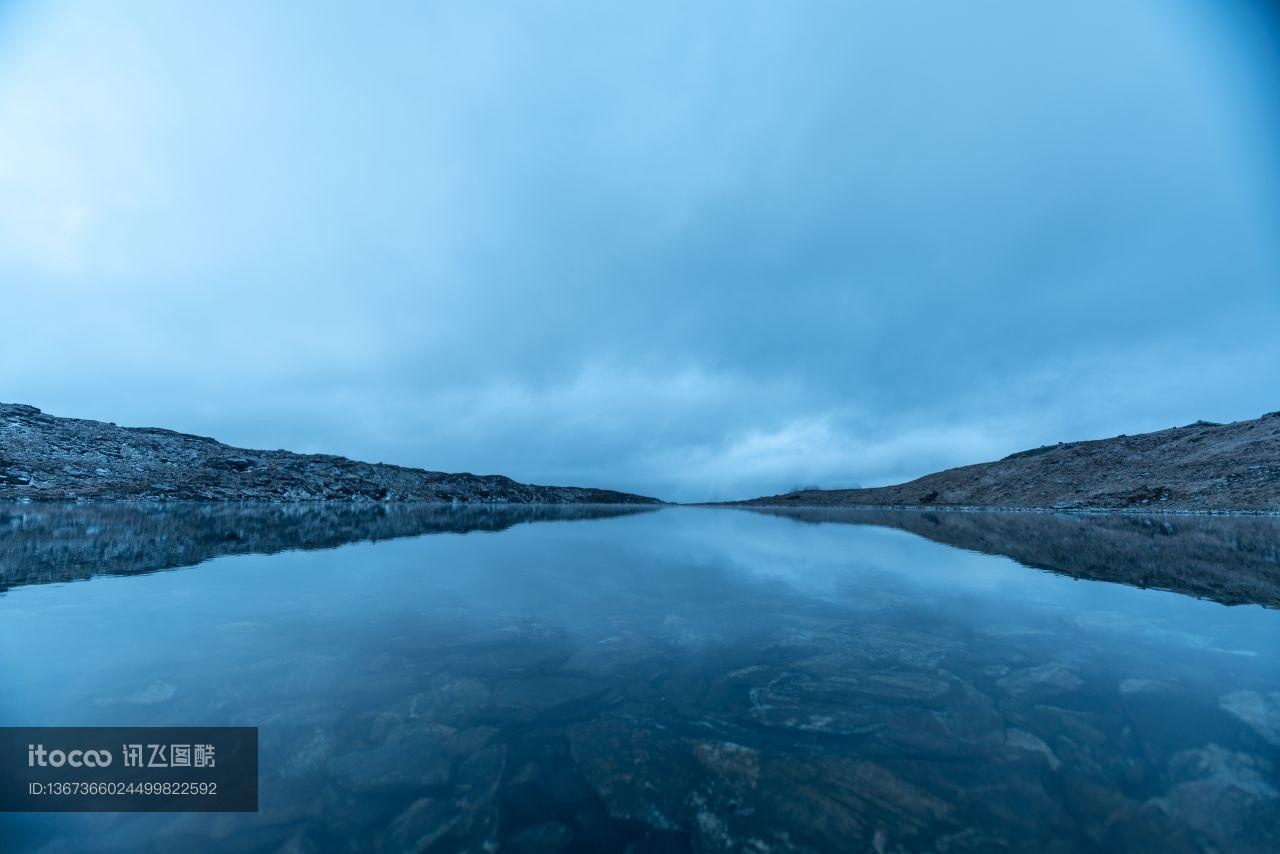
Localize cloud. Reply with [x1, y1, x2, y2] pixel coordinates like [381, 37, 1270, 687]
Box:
[1, 0, 1278, 501]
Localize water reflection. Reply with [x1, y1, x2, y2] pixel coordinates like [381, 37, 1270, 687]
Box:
[746, 507, 1280, 608]
[1, 507, 1277, 851]
[0, 503, 656, 591]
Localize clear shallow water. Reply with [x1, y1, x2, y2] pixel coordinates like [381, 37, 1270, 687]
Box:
[0, 505, 1278, 852]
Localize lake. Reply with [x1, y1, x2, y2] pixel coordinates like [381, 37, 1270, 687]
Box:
[1, 504, 1277, 851]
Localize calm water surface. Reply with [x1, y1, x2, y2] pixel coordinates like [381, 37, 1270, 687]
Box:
[0, 505, 1277, 852]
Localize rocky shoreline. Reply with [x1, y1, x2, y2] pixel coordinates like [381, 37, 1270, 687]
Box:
[6, 402, 1278, 512]
[739, 412, 1280, 512]
[0, 404, 660, 505]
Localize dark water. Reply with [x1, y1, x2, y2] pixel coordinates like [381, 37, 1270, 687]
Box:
[1, 505, 1278, 852]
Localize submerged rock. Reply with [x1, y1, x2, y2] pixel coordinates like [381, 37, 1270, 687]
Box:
[1220, 691, 1280, 747]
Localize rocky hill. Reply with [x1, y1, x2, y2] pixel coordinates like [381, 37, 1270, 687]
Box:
[741, 412, 1280, 512]
[0, 404, 660, 504]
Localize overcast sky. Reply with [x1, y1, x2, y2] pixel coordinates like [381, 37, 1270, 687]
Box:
[2, 1, 1278, 501]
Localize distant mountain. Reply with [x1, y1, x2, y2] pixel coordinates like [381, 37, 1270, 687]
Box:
[0, 404, 660, 504]
[739, 412, 1280, 512]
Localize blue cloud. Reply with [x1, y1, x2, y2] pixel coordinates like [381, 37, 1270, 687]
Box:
[1, 0, 1277, 501]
